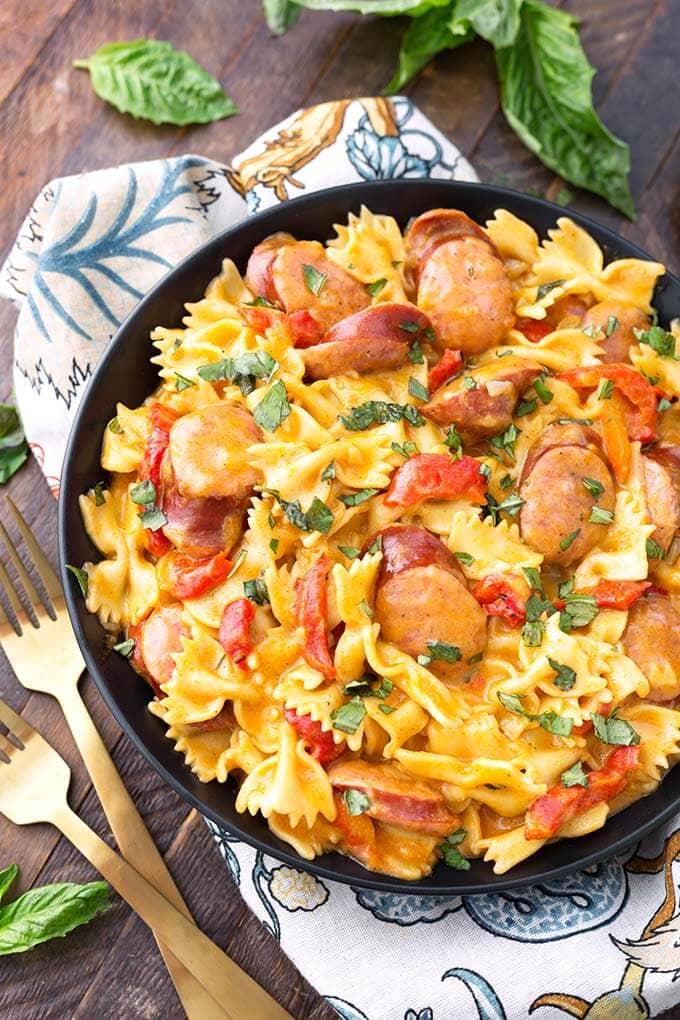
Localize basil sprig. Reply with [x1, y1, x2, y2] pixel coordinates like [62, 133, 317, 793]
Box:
[497, 691, 573, 737]
[340, 401, 425, 431]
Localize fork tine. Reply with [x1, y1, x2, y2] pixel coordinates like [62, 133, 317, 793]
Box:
[0, 520, 43, 610]
[6, 498, 62, 601]
[0, 558, 29, 632]
[0, 697, 35, 747]
[0, 731, 17, 757]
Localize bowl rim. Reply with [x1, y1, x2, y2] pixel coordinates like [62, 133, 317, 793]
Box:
[58, 177, 680, 896]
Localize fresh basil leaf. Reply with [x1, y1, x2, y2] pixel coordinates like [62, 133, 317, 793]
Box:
[489, 423, 520, 461]
[269, 538, 279, 554]
[559, 593, 598, 632]
[0, 445, 28, 485]
[444, 424, 463, 455]
[591, 712, 640, 746]
[112, 638, 135, 658]
[533, 377, 553, 404]
[92, 482, 106, 506]
[525, 593, 552, 621]
[368, 535, 383, 554]
[456, 0, 522, 48]
[559, 528, 580, 551]
[340, 401, 424, 430]
[379, 703, 396, 715]
[304, 497, 334, 534]
[74, 39, 237, 126]
[321, 460, 336, 481]
[398, 320, 421, 333]
[582, 476, 604, 499]
[468, 652, 483, 665]
[408, 339, 425, 364]
[384, 5, 474, 94]
[391, 440, 418, 458]
[499, 473, 514, 489]
[597, 379, 614, 400]
[496, 2, 634, 217]
[0, 405, 20, 439]
[516, 398, 537, 417]
[658, 398, 672, 412]
[521, 619, 545, 647]
[302, 263, 327, 296]
[263, 0, 301, 34]
[253, 380, 291, 432]
[408, 377, 429, 402]
[130, 479, 156, 505]
[521, 567, 542, 593]
[66, 565, 88, 598]
[547, 656, 576, 691]
[0, 877, 110, 956]
[339, 545, 361, 559]
[244, 295, 279, 309]
[174, 372, 195, 391]
[646, 537, 666, 560]
[426, 640, 461, 663]
[0, 404, 28, 484]
[497, 691, 526, 715]
[498, 691, 573, 736]
[243, 578, 270, 605]
[463, 376, 477, 390]
[454, 551, 474, 566]
[582, 324, 602, 339]
[589, 506, 615, 525]
[439, 827, 471, 870]
[343, 789, 371, 816]
[331, 698, 367, 734]
[339, 488, 379, 507]
[139, 506, 168, 531]
[373, 677, 393, 699]
[561, 761, 589, 788]
[634, 325, 677, 359]
[558, 577, 575, 599]
[366, 278, 388, 297]
[0, 866, 18, 905]
[344, 677, 375, 697]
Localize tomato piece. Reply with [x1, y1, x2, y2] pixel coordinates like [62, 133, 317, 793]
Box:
[295, 556, 336, 681]
[559, 363, 657, 443]
[239, 305, 284, 335]
[525, 745, 640, 840]
[600, 391, 632, 484]
[288, 309, 324, 348]
[428, 349, 464, 393]
[167, 552, 231, 600]
[384, 453, 487, 508]
[219, 598, 255, 668]
[516, 318, 553, 343]
[284, 708, 343, 765]
[471, 573, 528, 626]
[581, 579, 652, 611]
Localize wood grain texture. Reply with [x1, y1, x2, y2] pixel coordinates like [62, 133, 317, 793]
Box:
[0, 0, 678, 1017]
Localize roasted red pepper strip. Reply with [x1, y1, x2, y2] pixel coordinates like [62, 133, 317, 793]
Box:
[138, 403, 178, 558]
[581, 579, 653, 611]
[471, 573, 528, 626]
[295, 555, 336, 680]
[525, 746, 640, 840]
[558, 363, 658, 443]
[516, 318, 553, 343]
[219, 598, 255, 668]
[284, 708, 343, 765]
[167, 552, 232, 600]
[288, 309, 324, 348]
[384, 453, 487, 508]
[428, 349, 464, 393]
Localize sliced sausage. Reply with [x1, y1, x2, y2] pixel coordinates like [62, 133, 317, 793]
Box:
[271, 240, 369, 334]
[301, 303, 431, 380]
[168, 404, 262, 502]
[245, 232, 296, 305]
[139, 605, 187, 689]
[423, 356, 541, 442]
[581, 300, 649, 364]
[403, 209, 498, 291]
[622, 592, 680, 701]
[519, 439, 616, 565]
[373, 524, 487, 679]
[643, 446, 680, 552]
[188, 704, 236, 733]
[519, 422, 596, 484]
[160, 472, 246, 558]
[416, 237, 514, 354]
[328, 760, 460, 836]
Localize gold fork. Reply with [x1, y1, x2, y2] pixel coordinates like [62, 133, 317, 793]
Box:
[0, 696, 290, 1019]
[0, 500, 267, 1019]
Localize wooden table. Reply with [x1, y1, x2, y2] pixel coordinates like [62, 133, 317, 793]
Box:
[0, 1, 677, 1016]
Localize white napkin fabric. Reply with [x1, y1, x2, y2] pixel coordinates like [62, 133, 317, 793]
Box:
[2, 96, 679, 1020]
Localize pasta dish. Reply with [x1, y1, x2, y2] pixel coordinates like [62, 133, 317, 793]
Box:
[77, 205, 680, 878]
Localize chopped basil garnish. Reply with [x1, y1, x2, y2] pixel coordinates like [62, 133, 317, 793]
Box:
[558, 577, 575, 598]
[559, 593, 598, 632]
[548, 657, 577, 691]
[174, 372, 195, 391]
[321, 460, 336, 481]
[454, 551, 474, 566]
[139, 506, 168, 531]
[264, 490, 333, 534]
[244, 295, 279, 309]
[497, 691, 573, 737]
[589, 506, 615, 525]
[597, 379, 614, 400]
[489, 423, 520, 461]
[444, 425, 462, 457]
[468, 652, 483, 665]
[516, 398, 537, 417]
[556, 417, 593, 426]
[499, 473, 514, 489]
[253, 380, 291, 432]
[130, 479, 156, 505]
[426, 641, 461, 663]
[269, 538, 279, 554]
[486, 492, 524, 524]
[634, 325, 678, 359]
[658, 397, 672, 412]
[198, 351, 277, 396]
[391, 440, 417, 459]
[522, 567, 543, 593]
[537, 279, 566, 301]
[339, 545, 361, 559]
[561, 761, 589, 787]
[398, 320, 421, 334]
[646, 537, 666, 560]
[339, 488, 378, 507]
[243, 578, 270, 605]
[344, 677, 375, 697]
[378, 703, 395, 715]
[533, 377, 554, 404]
[439, 828, 470, 870]
[391, 260, 402, 269]
[463, 376, 477, 391]
[522, 620, 545, 647]
[408, 339, 424, 364]
[605, 315, 619, 338]
[108, 417, 123, 434]
[331, 698, 366, 734]
[496, 349, 514, 358]
[93, 482, 106, 506]
[591, 711, 640, 746]
[368, 534, 383, 555]
[582, 477, 604, 498]
[66, 564, 88, 597]
[408, 377, 429, 402]
[373, 678, 393, 699]
[582, 324, 602, 339]
[112, 638, 135, 658]
[559, 528, 581, 551]
[366, 278, 387, 298]
[339, 401, 424, 431]
[358, 599, 373, 619]
[343, 789, 371, 815]
[302, 263, 327, 296]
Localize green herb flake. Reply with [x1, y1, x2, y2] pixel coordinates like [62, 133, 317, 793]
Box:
[243, 578, 270, 606]
[559, 528, 581, 552]
[408, 339, 425, 364]
[533, 377, 554, 404]
[302, 264, 327, 296]
[559, 594, 598, 632]
[523, 567, 543, 593]
[139, 506, 168, 531]
[269, 538, 279, 554]
[463, 376, 477, 391]
[391, 440, 417, 459]
[174, 372, 195, 391]
[547, 656, 577, 691]
[366, 278, 387, 298]
[536, 279, 566, 301]
[340, 401, 424, 431]
[634, 326, 677, 359]
[489, 423, 521, 461]
[108, 417, 123, 434]
[559, 577, 575, 599]
[426, 641, 461, 663]
[130, 479, 156, 505]
[112, 638, 135, 658]
[582, 477, 604, 499]
[332, 698, 367, 734]
[66, 565, 89, 598]
[597, 379, 614, 400]
[321, 460, 336, 482]
[378, 703, 396, 715]
[454, 551, 474, 566]
[646, 537, 666, 560]
[244, 295, 279, 309]
[444, 425, 463, 457]
[343, 677, 374, 697]
[338, 545, 361, 560]
[591, 712, 641, 746]
[93, 482, 106, 507]
[398, 320, 421, 334]
[253, 380, 291, 432]
[497, 691, 573, 737]
[561, 761, 589, 788]
[339, 488, 378, 507]
[368, 535, 383, 555]
[468, 652, 484, 665]
[358, 599, 374, 619]
[439, 828, 470, 871]
[522, 620, 545, 647]
[343, 789, 371, 815]
[582, 324, 603, 339]
[589, 506, 615, 525]
[408, 377, 429, 402]
[391, 260, 402, 269]
[658, 397, 673, 412]
[227, 548, 247, 578]
[605, 315, 619, 338]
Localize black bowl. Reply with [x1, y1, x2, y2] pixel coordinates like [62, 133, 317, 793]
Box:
[59, 179, 680, 895]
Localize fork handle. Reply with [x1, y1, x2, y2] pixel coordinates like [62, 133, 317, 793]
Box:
[58, 684, 228, 1020]
[54, 804, 290, 1020]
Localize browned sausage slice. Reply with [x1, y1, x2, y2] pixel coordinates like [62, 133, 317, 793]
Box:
[423, 356, 541, 442]
[519, 422, 597, 485]
[328, 760, 460, 836]
[161, 475, 246, 559]
[139, 605, 187, 688]
[643, 446, 680, 552]
[271, 240, 369, 334]
[403, 209, 498, 291]
[373, 525, 487, 679]
[622, 592, 680, 701]
[245, 232, 296, 305]
[417, 237, 515, 354]
[169, 404, 262, 502]
[519, 445, 616, 565]
[301, 303, 431, 380]
[581, 300, 650, 364]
